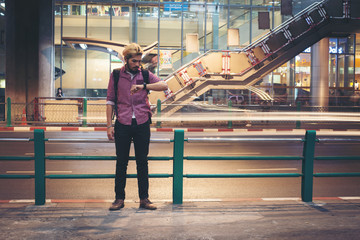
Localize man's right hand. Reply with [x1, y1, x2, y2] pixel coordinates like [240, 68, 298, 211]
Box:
[107, 127, 114, 140]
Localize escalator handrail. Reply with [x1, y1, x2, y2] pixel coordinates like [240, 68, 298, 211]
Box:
[163, 0, 326, 82]
[243, 1, 324, 51]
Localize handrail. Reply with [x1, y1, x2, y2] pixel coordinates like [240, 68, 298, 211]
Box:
[1, 127, 359, 205]
[317, 138, 360, 143]
[187, 137, 303, 143]
[243, 1, 323, 51]
[0, 138, 31, 142]
[46, 138, 172, 143]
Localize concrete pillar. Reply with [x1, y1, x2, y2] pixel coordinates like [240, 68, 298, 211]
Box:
[5, 0, 54, 103]
[39, 0, 54, 98]
[129, 6, 137, 43]
[287, 58, 295, 103]
[310, 38, 329, 108]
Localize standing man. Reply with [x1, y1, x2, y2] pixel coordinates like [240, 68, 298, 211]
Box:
[106, 43, 168, 210]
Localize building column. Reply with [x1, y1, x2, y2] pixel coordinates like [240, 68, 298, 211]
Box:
[129, 6, 137, 43]
[287, 58, 295, 104]
[310, 38, 329, 108]
[5, 0, 54, 104]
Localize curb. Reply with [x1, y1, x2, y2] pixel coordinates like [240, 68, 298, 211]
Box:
[1, 126, 359, 132]
[1, 196, 360, 204]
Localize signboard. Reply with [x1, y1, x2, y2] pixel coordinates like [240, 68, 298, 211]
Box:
[164, 2, 188, 12]
[303, 46, 344, 54]
[160, 50, 173, 69]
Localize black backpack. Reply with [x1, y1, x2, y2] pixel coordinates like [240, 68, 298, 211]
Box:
[112, 68, 150, 119]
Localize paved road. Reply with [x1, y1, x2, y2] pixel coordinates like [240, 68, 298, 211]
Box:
[1, 131, 360, 201]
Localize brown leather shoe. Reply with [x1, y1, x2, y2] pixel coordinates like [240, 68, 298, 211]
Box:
[109, 199, 124, 211]
[139, 199, 157, 210]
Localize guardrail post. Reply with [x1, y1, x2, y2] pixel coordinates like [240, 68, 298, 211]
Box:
[296, 101, 301, 129]
[6, 97, 12, 127]
[34, 129, 46, 205]
[173, 129, 184, 204]
[156, 99, 161, 128]
[301, 130, 316, 202]
[82, 98, 87, 127]
[228, 100, 233, 129]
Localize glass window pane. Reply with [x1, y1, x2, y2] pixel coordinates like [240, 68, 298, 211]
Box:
[137, 6, 159, 45]
[112, 4, 131, 43]
[253, 0, 273, 6]
[338, 55, 354, 88]
[87, 50, 110, 97]
[206, 4, 227, 50]
[229, 7, 250, 46]
[54, 3, 62, 46]
[59, 48, 85, 94]
[160, 2, 182, 47]
[329, 38, 337, 54]
[329, 55, 337, 88]
[87, 5, 110, 40]
[62, 4, 86, 38]
[229, 0, 251, 4]
[355, 34, 360, 84]
[273, 7, 282, 29]
[338, 36, 355, 54]
[185, 3, 205, 50]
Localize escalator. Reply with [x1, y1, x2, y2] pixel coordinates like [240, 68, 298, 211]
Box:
[149, 0, 360, 116]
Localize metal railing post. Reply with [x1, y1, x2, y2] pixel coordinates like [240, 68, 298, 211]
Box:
[156, 99, 161, 128]
[34, 129, 46, 205]
[301, 130, 316, 202]
[6, 97, 12, 127]
[173, 129, 184, 204]
[82, 98, 87, 127]
[228, 100, 233, 129]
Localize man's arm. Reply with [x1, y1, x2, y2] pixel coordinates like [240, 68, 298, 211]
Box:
[131, 81, 168, 94]
[146, 81, 168, 91]
[106, 104, 114, 140]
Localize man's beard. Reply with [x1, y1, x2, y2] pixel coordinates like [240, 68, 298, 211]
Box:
[125, 62, 139, 74]
[128, 68, 139, 74]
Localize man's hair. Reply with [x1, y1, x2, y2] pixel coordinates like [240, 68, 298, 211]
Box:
[123, 43, 143, 60]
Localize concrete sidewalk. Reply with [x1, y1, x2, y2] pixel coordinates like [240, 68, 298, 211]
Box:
[0, 199, 359, 240]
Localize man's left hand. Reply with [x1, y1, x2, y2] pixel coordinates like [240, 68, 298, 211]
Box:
[130, 84, 143, 95]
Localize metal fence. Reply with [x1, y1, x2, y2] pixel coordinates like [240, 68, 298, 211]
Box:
[1, 129, 360, 205]
[3, 97, 360, 129]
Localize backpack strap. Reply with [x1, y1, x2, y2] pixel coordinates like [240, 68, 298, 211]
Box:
[141, 68, 150, 94]
[112, 68, 120, 120]
[141, 68, 152, 124]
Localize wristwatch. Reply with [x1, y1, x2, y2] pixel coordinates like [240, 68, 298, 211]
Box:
[143, 82, 147, 90]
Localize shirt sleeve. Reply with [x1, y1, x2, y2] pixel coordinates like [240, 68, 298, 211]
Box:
[106, 72, 115, 105]
[148, 71, 162, 84]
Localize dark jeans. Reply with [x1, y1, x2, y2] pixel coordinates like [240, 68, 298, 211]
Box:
[114, 118, 150, 200]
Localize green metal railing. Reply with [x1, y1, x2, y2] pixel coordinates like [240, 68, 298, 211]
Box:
[1, 129, 360, 205]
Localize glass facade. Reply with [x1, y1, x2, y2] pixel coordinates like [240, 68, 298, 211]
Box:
[256, 35, 358, 106]
[54, 0, 282, 97]
[0, 0, 356, 107]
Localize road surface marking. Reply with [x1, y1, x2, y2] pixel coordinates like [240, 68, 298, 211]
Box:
[209, 152, 261, 155]
[25, 153, 83, 156]
[339, 196, 360, 200]
[262, 197, 301, 201]
[6, 171, 73, 174]
[9, 199, 34, 203]
[236, 168, 298, 171]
